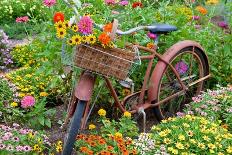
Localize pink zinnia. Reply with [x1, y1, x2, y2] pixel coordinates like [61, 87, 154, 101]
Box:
[16, 16, 29, 23]
[104, 0, 116, 5]
[21, 96, 35, 108]
[119, 0, 129, 6]
[43, 0, 56, 7]
[192, 16, 200, 20]
[78, 16, 93, 35]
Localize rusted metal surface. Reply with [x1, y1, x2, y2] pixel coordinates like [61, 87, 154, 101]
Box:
[75, 71, 96, 101]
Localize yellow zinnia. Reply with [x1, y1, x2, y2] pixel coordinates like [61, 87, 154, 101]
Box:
[11, 102, 18, 107]
[88, 124, 96, 130]
[98, 108, 106, 117]
[40, 92, 48, 97]
[123, 111, 131, 118]
[176, 142, 184, 149]
[114, 132, 122, 139]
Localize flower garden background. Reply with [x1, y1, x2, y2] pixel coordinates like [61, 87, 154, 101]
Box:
[0, 0, 232, 154]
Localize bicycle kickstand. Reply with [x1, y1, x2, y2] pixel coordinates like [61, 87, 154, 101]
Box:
[138, 107, 146, 133]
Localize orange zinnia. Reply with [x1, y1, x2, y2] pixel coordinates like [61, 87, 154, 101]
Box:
[98, 32, 111, 45]
[196, 6, 207, 15]
[53, 12, 65, 23]
[107, 145, 113, 150]
[103, 23, 113, 33]
[80, 146, 88, 153]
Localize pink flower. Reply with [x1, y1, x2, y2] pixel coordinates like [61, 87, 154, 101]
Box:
[192, 16, 200, 20]
[23, 145, 32, 152]
[147, 32, 157, 39]
[176, 112, 185, 117]
[104, 0, 116, 5]
[21, 96, 35, 108]
[16, 16, 29, 23]
[12, 136, 20, 142]
[119, 0, 129, 6]
[43, 0, 56, 7]
[0, 144, 6, 150]
[16, 146, 23, 151]
[218, 21, 228, 29]
[78, 16, 93, 35]
[112, 10, 120, 14]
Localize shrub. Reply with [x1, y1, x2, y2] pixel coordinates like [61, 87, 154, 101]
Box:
[150, 115, 232, 154]
[184, 85, 232, 130]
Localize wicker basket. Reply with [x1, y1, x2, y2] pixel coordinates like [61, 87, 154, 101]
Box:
[74, 44, 136, 80]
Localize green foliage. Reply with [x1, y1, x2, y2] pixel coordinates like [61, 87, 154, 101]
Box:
[150, 115, 232, 154]
[0, 78, 14, 105]
[184, 86, 232, 130]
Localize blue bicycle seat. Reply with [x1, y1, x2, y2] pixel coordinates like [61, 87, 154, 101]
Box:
[148, 24, 177, 34]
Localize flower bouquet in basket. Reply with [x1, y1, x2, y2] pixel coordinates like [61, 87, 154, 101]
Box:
[53, 1, 139, 80]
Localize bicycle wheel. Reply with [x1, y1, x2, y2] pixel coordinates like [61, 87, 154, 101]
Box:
[153, 46, 209, 121]
[62, 100, 86, 155]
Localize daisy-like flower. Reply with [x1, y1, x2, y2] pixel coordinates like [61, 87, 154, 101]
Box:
[63, 20, 70, 29]
[87, 35, 96, 44]
[88, 124, 96, 130]
[81, 36, 88, 43]
[78, 16, 93, 35]
[55, 21, 65, 30]
[67, 38, 74, 45]
[71, 24, 78, 32]
[196, 6, 207, 15]
[104, 0, 116, 5]
[72, 35, 82, 45]
[56, 28, 66, 39]
[43, 0, 56, 7]
[98, 108, 106, 116]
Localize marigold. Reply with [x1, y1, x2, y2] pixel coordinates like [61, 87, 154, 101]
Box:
[146, 42, 155, 49]
[103, 23, 113, 32]
[88, 124, 96, 130]
[206, 0, 219, 5]
[40, 92, 48, 97]
[114, 132, 123, 139]
[132, 2, 143, 8]
[196, 6, 207, 15]
[123, 111, 131, 118]
[98, 108, 106, 116]
[53, 12, 65, 23]
[98, 32, 111, 45]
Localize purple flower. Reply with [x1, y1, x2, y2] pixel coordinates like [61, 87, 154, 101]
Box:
[192, 16, 200, 20]
[176, 112, 185, 117]
[12, 136, 20, 142]
[119, 0, 129, 6]
[43, 0, 56, 7]
[147, 32, 157, 39]
[104, 0, 116, 5]
[218, 21, 228, 29]
[175, 61, 189, 74]
[16, 146, 23, 151]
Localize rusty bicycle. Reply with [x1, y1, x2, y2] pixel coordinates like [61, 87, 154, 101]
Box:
[61, 18, 210, 154]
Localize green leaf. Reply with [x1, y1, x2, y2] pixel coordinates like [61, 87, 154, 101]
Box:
[45, 119, 52, 128]
[38, 116, 45, 126]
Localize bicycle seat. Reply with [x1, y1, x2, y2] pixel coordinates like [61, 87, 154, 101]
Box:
[148, 24, 177, 34]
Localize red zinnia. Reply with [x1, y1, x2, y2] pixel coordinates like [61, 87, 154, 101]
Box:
[53, 12, 65, 23]
[132, 2, 143, 8]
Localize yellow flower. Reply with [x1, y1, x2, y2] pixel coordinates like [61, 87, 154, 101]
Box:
[56, 28, 66, 39]
[28, 132, 35, 139]
[71, 24, 78, 32]
[187, 130, 193, 137]
[152, 126, 161, 131]
[11, 102, 18, 107]
[190, 139, 196, 144]
[183, 123, 190, 128]
[56, 145, 62, 153]
[33, 144, 40, 151]
[122, 88, 131, 96]
[37, 138, 43, 144]
[114, 132, 122, 139]
[181, 152, 188, 155]
[161, 119, 168, 123]
[57, 140, 62, 146]
[98, 108, 106, 116]
[63, 20, 70, 29]
[168, 147, 174, 152]
[82, 36, 88, 43]
[40, 92, 48, 97]
[176, 142, 184, 149]
[55, 21, 65, 30]
[164, 138, 171, 144]
[67, 38, 74, 45]
[206, 0, 219, 5]
[227, 146, 232, 153]
[178, 134, 185, 141]
[87, 35, 96, 44]
[203, 136, 210, 141]
[197, 143, 205, 149]
[88, 124, 96, 130]
[208, 143, 216, 150]
[18, 93, 25, 97]
[159, 131, 168, 137]
[72, 35, 82, 45]
[172, 149, 178, 154]
[123, 111, 131, 118]
[218, 152, 224, 155]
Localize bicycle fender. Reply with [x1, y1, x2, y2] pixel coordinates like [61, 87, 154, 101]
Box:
[148, 40, 209, 102]
[75, 72, 96, 101]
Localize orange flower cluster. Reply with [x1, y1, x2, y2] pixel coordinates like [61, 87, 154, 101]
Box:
[98, 33, 111, 46]
[76, 134, 137, 155]
[196, 6, 208, 15]
[103, 23, 113, 33]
